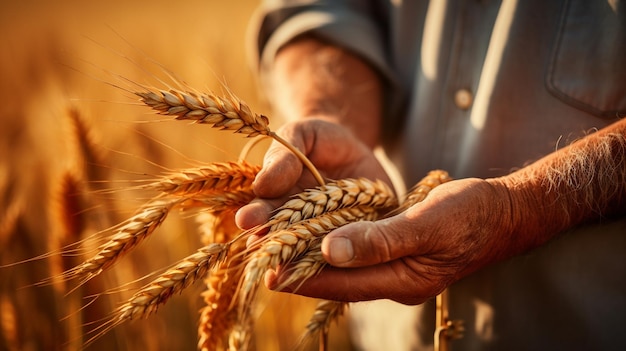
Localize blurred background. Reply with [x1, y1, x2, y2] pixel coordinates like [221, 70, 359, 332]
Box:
[0, 0, 352, 350]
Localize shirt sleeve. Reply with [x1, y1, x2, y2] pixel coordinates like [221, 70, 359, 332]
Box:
[251, 1, 391, 78]
[248, 0, 406, 138]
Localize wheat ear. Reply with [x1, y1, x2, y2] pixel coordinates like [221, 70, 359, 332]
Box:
[51, 197, 180, 287]
[297, 300, 347, 351]
[265, 178, 397, 232]
[85, 243, 229, 348]
[57, 160, 258, 288]
[147, 161, 260, 196]
[135, 88, 324, 185]
[119, 243, 228, 319]
[179, 190, 255, 213]
[394, 170, 452, 213]
[198, 248, 243, 351]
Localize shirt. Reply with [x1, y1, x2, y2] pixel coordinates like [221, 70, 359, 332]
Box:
[252, 0, 626, 350]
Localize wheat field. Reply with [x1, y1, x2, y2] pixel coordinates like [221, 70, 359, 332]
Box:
[0, 1, 459, 350]
[0, 1, 360, 350]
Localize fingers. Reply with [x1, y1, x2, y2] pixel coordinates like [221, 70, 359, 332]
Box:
[264, 259, 441, 305]
[235, 200, 275, 230]
[235, 125, 307, 230]
[263, 214, 449, 304]
[253, 138, 304, 199]
[261, 216, 443, 304]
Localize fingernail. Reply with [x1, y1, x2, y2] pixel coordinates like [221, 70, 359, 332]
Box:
[328, 237, 354, 264]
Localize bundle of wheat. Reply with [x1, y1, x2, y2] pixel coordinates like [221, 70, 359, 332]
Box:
[40, 85, 451, 351]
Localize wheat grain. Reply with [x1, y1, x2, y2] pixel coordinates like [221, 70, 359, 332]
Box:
[272, 237, 325, 292]
[228, 324, 252, 351]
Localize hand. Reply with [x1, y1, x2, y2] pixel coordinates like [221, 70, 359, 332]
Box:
[235, 118, 392, 229]
[265, 178, 515, 305]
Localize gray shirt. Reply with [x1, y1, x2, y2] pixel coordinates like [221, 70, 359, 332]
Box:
[252, 0, 626, 349]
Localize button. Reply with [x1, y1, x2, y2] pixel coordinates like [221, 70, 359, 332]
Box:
[454, 89, 473, 110]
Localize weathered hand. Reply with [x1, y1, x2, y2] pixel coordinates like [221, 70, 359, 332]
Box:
[265, 178, 514, 305]
[235, 118, 392, 229]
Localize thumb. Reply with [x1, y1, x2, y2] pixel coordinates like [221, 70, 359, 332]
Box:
[234, 143, 302, 230]
[322, 217, 419, 267]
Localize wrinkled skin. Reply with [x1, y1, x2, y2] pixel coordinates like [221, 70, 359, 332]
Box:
[236, 118, 513, 305]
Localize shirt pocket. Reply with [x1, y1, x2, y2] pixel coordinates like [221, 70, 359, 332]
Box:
[546, 0, 626, 118]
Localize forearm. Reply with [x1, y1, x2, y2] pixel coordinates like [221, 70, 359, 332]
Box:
[487, 119, 626, 261]
[268, 35, 383, 149]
